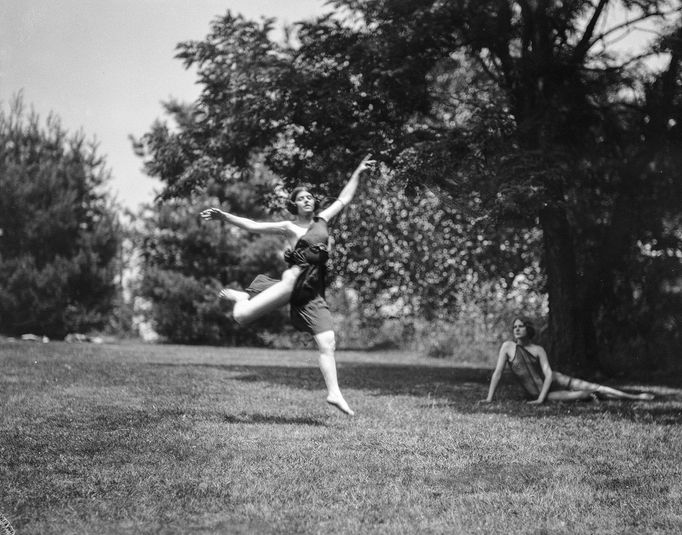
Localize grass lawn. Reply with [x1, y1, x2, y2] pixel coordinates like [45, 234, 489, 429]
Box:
[1, 341, 681, 534]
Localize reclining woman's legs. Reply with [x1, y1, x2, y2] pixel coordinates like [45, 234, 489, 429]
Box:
[551, 372, 654, 400]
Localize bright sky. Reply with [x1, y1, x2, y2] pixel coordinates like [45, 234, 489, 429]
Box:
[1, 1, 668, 212]
[0, 0, 327, 211]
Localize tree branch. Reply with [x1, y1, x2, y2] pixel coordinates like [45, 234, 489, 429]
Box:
[517, 0, 535, 60]
[580, 50, 666, 72]
[476, 52, 502, 83]
[586, 7, 682, 53]
[573, 0, 611, 62]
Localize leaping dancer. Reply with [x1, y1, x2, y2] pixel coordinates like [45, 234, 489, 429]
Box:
[201, 155, 376, 415]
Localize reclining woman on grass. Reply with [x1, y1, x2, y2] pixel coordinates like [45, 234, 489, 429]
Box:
[200, 155, 376, 415]
[482, 317, 655, 404]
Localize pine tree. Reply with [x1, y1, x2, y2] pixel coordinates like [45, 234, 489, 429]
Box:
[0, 95, 121, 338]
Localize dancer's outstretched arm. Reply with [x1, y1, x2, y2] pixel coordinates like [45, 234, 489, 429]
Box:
[318, 154, 376, 222]
[200, 208, 293, 236]
[482, 342, 511, 402]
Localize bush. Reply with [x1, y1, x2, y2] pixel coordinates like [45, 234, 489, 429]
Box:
[139, 267, 290, 345]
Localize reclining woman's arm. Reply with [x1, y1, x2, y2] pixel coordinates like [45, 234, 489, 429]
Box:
[482, 342, 511, 402]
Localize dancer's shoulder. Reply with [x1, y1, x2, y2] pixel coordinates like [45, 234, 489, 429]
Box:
[283, 220, 306, 235]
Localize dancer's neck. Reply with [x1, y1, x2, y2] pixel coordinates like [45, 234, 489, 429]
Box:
[294, 214, 314, 226]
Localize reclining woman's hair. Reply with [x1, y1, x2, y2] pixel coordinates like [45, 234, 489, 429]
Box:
[513, 316, 536, 340]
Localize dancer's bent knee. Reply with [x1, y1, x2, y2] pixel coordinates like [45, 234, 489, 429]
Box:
[232, 302, 248, 325]
[281, 266, 301, 286]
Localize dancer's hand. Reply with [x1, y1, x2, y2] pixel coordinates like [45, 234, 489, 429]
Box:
[527, 399, 544, 405]
[200, 208, 226, 221]
[478, 399, 493, 404]
[355, 154, 377, 175]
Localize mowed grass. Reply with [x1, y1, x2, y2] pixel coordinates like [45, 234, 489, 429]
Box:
[1, 342, 681, 534]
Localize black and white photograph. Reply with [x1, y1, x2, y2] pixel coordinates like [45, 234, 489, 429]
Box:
[1, 1, 681, 533]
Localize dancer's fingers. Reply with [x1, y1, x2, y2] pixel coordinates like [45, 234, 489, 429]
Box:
[200, 208, 218, 219]
[359, 154, 377, 172]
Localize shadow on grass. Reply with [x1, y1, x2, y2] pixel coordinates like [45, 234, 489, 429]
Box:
[222, 413, 326, 426]
[46, 406, 326, 433]
[150, 361, 682, 424]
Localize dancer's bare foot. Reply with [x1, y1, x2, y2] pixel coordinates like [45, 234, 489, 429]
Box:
[219, 288, 249, 302]
[637, 393, 655, 400]
[327, 394, 354, 416]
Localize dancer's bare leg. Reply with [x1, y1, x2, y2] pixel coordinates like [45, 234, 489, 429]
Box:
[232, 266, 302, 325]
[553, 372, 654, 400]
[219, 288, 249, 302]
[314, 330, 354, 415]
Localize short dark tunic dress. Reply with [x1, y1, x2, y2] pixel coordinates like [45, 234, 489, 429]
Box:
[245, 216, 333, 335]
[507, 344, 557, 398]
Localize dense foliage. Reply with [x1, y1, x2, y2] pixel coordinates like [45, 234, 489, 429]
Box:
[333, 170, 544, 323]
[134, 165, 292, 345]
[0, 96, 120, 338]
[137, 1, 682, 370]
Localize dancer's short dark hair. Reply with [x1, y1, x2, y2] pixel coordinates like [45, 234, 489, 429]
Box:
[513, 316, 536, 340]
[287, 186, 317, 215]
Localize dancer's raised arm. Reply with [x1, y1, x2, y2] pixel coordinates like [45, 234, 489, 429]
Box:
[200, 208, 292, 235]
[318, 154, 376, 221]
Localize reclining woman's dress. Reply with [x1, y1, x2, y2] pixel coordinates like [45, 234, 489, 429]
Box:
[507, 344, 558, 398]
[244, 216, 333, 335]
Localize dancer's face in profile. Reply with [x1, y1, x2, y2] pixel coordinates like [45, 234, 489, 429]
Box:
[294, 190, 315, 216]
[513, 320, 527, 341]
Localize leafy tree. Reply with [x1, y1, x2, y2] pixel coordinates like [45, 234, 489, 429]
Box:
[134, 145, 292, 344]
[0, 95, 121, 338]
[296, 0, 682, 371]
[333, 169, 544, 324]
[139, 2, 682, 370]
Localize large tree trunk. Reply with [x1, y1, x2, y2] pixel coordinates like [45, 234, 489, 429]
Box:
[540, 205, 591, 373]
